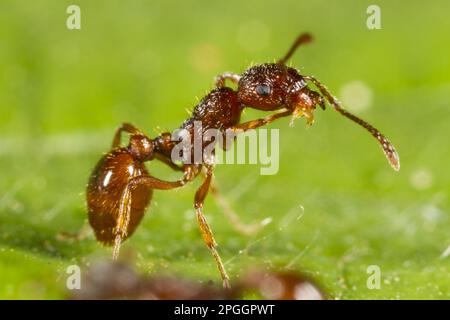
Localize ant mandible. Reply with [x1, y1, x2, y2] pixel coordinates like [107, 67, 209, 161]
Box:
[86, 33, 400, 289]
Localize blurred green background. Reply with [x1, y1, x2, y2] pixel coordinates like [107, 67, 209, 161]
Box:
[0, 0, 449, 299]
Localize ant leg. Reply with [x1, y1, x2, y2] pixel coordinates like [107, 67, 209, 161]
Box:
[215, 72, 241, 88]
[154, 153, 184, 172]
[208, 179, 265, 235]
[113, 174, 189, 260]
[153, 153, 261, 235]
[194, 165, 230, 288]
[112, 123, 142, 148]
[304, 75, 400, 171]
[232, 109, 292, 132]
[154, 153, 202, 183]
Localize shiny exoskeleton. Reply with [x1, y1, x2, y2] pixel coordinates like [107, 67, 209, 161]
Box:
[87, 33, 400, 288]
[87, 148, 152, 245]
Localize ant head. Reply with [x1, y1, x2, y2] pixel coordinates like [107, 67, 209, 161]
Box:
[128, 134, 155, 161]
[237, 33, 400, 170]
[237, 63, 307, 111]
[237, 33, 316, 112]
[237, 63, 325, 116]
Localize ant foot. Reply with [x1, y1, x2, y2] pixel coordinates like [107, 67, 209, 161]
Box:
[223, 278, 231, 289]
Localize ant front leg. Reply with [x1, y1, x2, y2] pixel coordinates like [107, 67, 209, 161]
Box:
[231, 109, 292, 132]
[113, 174, 189, 260]
[193, 165, 230, 288]
[215, 72, 241, 88]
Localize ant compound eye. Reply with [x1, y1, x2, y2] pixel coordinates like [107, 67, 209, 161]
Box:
[255, 84, 272, 96]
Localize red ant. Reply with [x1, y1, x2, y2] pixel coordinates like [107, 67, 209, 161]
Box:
[86, 33, 400, 289]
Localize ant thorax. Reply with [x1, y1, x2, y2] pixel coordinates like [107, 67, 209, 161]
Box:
[153, 87, 242, 166]
[181, 87, 242, 131]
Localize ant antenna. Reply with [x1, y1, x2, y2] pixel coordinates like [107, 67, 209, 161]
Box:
[335, 106, 400, 171]
[304, 76, 400, 171]
[278, 33, 313, 65]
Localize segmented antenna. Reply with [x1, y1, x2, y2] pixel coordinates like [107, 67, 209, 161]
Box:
[278, 33, 313, 65]
[334, 106, 400, 171]
[304, 76, 400, 171]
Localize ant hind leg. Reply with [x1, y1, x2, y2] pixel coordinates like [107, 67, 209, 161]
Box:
[231, 109, 292, 132]
[153, 153, 262, 235]
[113, 174, 188, 260]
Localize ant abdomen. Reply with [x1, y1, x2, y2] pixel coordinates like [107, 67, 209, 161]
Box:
[86, 148, 152, 245]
